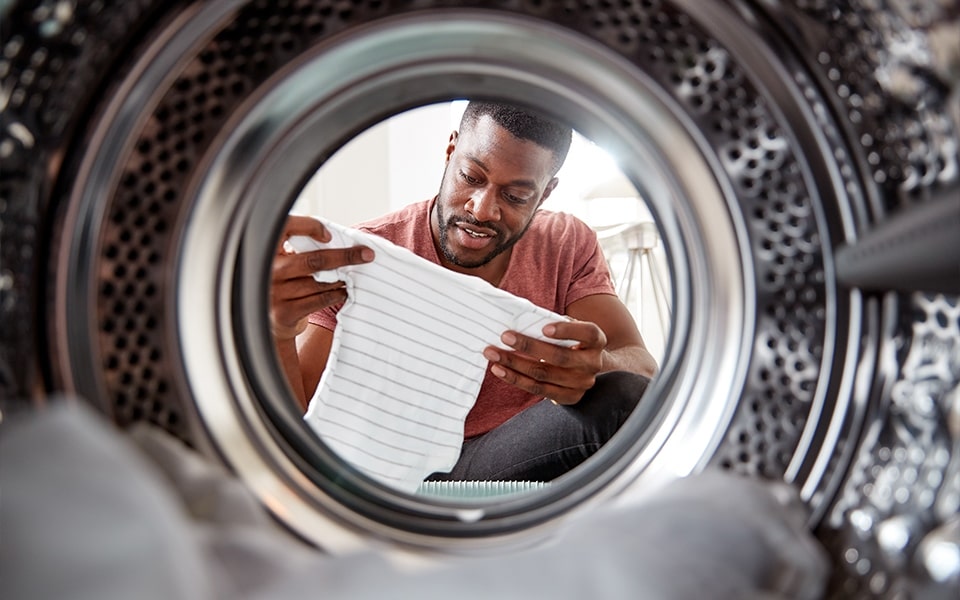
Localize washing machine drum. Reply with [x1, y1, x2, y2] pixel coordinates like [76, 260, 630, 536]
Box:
[1, 1, 958, 596]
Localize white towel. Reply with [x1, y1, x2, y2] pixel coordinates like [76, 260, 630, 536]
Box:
[288, 219, 574, 492]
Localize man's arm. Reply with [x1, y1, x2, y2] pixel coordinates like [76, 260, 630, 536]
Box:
[566, 294, 658, 377]
[287, 324, 335, 411]
[482, 293, 656, 405]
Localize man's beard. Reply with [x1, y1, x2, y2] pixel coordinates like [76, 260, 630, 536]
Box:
[435, 190, 532, 269]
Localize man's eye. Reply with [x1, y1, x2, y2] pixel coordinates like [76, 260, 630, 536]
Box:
[504, 192, 529, 205]
[460, 171, 480, 185]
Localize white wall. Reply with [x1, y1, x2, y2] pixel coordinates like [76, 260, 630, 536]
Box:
[386, 103, 452, 211]
[293, 119, 391, 225]
[293, 103, 453, 224]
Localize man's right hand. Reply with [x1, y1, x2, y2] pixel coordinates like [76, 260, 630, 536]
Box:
[270, 215, 374, 341]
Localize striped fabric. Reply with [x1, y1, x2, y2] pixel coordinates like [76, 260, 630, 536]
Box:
[288, 219, 574, 493]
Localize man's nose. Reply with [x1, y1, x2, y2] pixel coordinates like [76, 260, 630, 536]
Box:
[466, 187, 500, 222]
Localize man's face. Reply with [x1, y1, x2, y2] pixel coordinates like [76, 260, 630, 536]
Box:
[433, 115, 559, 270]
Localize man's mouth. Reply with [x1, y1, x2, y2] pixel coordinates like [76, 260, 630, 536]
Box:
[451, 221, 498, 251]
[461, 225, 492, 239]
[453, 219, 498, 237]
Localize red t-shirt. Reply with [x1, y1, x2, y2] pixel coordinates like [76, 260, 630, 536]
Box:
[309, 199, 616, 438]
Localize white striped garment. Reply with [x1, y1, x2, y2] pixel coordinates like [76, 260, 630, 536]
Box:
[288, 219, 574, 493]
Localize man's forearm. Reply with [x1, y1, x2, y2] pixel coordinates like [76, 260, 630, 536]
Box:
[601, 345, 658, 378]
[274, 337, 308, 411]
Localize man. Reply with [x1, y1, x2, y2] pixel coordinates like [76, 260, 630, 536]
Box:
[271, 101, 657, 481]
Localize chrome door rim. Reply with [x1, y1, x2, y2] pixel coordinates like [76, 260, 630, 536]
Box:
[176, 10, 748, 551]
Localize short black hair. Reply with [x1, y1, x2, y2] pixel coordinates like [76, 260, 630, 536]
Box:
[459, 101, 573, 175]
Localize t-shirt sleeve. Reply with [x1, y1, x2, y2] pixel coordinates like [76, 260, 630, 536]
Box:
[565, 223, 618, 308]
[308, 303, 341, 331]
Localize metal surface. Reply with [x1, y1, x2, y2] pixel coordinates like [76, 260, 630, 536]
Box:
[1, 0, 958, 596]
[179, 8, 744, 545]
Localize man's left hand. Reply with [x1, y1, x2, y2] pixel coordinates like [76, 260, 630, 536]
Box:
[482, 320, 607, 405]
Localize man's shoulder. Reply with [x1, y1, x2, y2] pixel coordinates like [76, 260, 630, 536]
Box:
[356, 200, 431, 242]
[527, 209, 597, 243]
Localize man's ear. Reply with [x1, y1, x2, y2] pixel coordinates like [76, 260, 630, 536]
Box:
[538, 177, 560, 208]
[444, 130, 458, 163]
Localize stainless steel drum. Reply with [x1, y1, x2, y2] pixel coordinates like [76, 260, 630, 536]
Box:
[2, 1, 958, 597]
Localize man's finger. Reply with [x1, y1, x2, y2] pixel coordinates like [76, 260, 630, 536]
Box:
[274, 246, 373, 280]
[283, 288, 349, 317]
[275, 215, 331, 254]
[543, 320, 606, 349]
[272, 277, 346, 302]
[270, 289, 349, 339]
[488, 361, 583, 405]
[304, 246, 374, 272]
[284, 215, 331, 241]
[499, 331, 576, 367]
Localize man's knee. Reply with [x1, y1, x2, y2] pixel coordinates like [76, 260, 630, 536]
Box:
[565, 371, 652, 440]
[583, 371, 651, 410]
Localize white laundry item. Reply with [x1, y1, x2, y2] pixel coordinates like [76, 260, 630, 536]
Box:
[287, 218, 575, 493]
